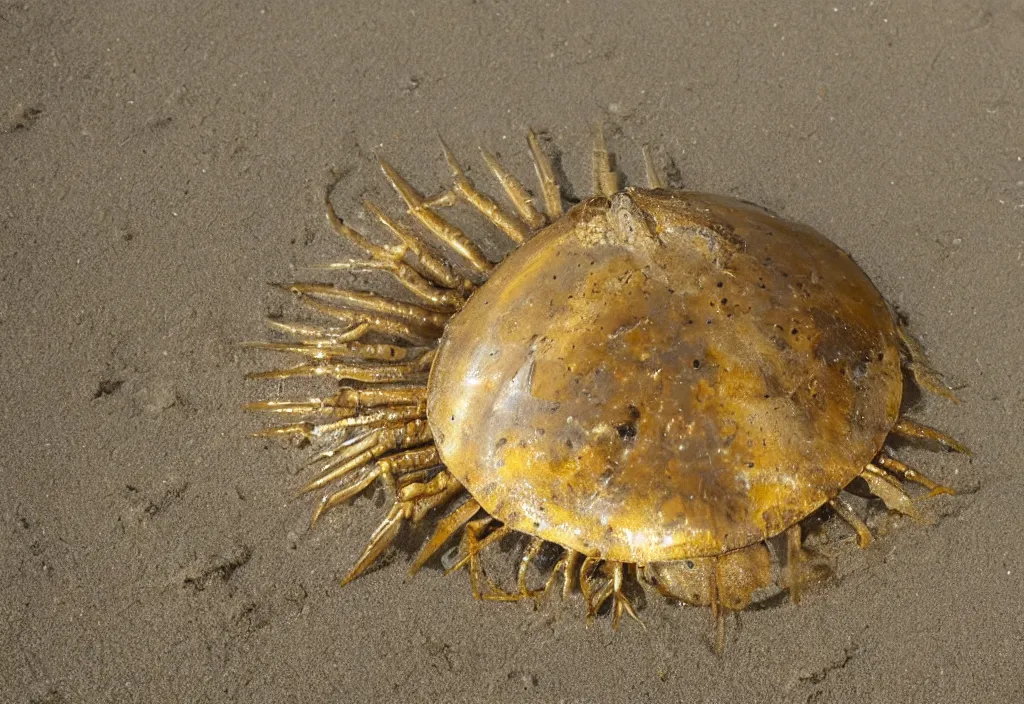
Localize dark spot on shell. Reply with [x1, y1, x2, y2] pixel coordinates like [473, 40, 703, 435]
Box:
[616, 421, 637, 440]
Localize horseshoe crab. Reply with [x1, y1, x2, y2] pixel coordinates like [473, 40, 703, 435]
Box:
[245, 126, 967, 650]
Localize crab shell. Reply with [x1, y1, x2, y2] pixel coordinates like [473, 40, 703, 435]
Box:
[248, 131, 964, 636]
[428, 188, 903, 566]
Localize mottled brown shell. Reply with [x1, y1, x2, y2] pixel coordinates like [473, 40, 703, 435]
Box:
[428, 188, 904, 564]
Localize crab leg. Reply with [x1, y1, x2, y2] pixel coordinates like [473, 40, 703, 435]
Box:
[311, 445, 442, 525]
[445, 520, 512, 576]
[305, 404, 428, 436]
[591, 123, 619, 197]
[324, 190, 465, 309]
[324, 187, 389, 258]
[310, 463, 383, 524]
[527, 130, 563, 218]
[378, 445, 441, 491]
[482, 536, 547, 602]
[247, 348, 435, 383]
[317, 259, 465, 313]
[480, 149, 547, 230]
[293, 295, 440, 344]
[578, 558, 641, 627]
[786, 524, 803, 604]
[264, 318, 371, 342]
[298, 419, 433, 495]
[642, 145, 665, 189]
[363, 199, 472, 294]
[408, 497, 482, 576]
[246, 386, 428, 422]
[281, 283, 450, 330]
[544, 547, 581, 600]
[440, 141, 530, 246]
[326, 385, 428, 409]
[242, 340, 411, 362]
[893, 418, 970, 454]
[710, 559, 726, 655]
[252, 405, 424, 440]
[609, 563, 643, 630]
[447, 518, 514, 600]
[829, 497, 873, 547]
[378, 157, 494, 275]
[341, 470, 463, 585]
[861, 465, 920, 519]
[896, 324, 960, 403]
[579, 556, 602, 614]
[876, 454, 954, 497]
[247, 386, 427, 422]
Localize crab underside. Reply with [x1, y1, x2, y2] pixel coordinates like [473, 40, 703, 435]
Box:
[245, 127, 968, 650]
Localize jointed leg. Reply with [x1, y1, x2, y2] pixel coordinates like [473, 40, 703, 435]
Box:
[515, 537, 546, 599]
[527, 130, 563, 218]
[378, 157, 494, 275]
[290, 295, 441, 344]
[579, 559, 643, 629]
[476, 535, 547, 602]
[609, 563, 643, 630]
[579, 555, 601, 616]
[897, 324, 960, 403]
[441, 142, 530, 245]
[243, 339, 411, 363]
[861, 464, 920, 519]
[480, 149, 547, 230]
[543, 547, 581, 600]
[591, 123, 619, 197]
[447, 518, 513, 600]
[408, 497, 481, 576]
[876, 454, 954, 497]
[829, 496, 873, 547]
[362, 199, 472, 295]
[893, 418, 970, 454]
[299, 419, 433, 495]
[247, 348, 435, 384]
[323, 188, 468, 309]
[786, 523, 803, 604]
[340, 470, 462, 585]
[642, 145, 665, 189]
[264, 318, 371, 343]
[280, 283, 450, 330]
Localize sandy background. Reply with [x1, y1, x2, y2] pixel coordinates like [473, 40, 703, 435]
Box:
[2, 1, 1023, 702]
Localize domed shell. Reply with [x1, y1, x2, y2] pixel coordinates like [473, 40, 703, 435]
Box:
[427, 189, 903, 564]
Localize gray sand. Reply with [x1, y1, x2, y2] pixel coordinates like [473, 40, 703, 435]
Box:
[2, 1, 1022, 702]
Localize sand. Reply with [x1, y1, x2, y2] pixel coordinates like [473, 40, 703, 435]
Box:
[2, 1, 1022, 702]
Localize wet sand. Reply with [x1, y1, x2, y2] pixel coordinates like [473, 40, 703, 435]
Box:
[2, 1, 1022, 702]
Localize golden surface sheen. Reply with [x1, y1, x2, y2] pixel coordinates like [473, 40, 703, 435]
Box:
[428, 189, 903, 563]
